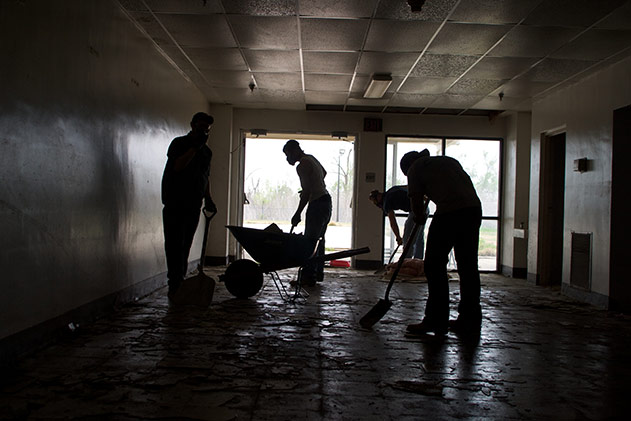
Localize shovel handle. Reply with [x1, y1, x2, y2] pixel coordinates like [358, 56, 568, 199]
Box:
[384, 223, 420, 301]
[198, 210, 216, 271]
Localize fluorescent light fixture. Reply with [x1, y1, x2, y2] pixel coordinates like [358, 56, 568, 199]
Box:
[363, 74, 392, 99]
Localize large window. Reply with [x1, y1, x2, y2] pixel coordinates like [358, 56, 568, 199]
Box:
[385, 136, 501, 271]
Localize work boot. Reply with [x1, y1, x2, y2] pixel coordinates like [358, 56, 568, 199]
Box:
[406, 319, 448, 336]
[449, 317, 482, 336]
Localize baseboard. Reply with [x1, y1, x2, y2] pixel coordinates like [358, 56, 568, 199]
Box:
[501, 265, 527, 279]
[0, 268, 172, 367]
[355, 259, 383, 270]
[562, 283, 609, 309]
[527, 272, 539, 284]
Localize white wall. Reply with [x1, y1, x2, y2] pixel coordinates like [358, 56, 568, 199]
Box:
[529, 55, 631, 297]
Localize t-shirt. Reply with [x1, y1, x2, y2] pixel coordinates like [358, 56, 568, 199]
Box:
[161, 132, 212, 208]
[297, 154, 328, 202]
[382, 186, 411, 213]
[407, 156, 480, 215]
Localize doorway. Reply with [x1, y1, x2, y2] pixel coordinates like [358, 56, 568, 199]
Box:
[610, 105, 631, 312]
[537, 132, 566, 286]
[241, 133, 355, 259]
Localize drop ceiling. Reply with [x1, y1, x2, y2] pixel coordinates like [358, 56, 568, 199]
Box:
[119, 0, 631, 116]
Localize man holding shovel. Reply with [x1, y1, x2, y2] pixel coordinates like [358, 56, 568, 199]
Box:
[161, 112, 217, 300]
[400, 149, 482, 336]
[283, 140, 332, 286]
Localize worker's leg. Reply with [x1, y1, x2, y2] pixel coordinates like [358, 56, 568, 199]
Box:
[163, 206, 201, 295]
[304, 194, 332, 283]
[402, 213, 415, 258]
[452, 206, 482, 329]
[419, 213, 454, 330]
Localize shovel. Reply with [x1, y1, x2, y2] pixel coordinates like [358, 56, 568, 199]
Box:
[359, 223, 420, 328]
[374, 243, 400, 275]
[171, 210, 216, 307]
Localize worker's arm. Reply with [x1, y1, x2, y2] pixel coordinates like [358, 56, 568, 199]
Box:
[409, 194, 429, 225]
[292, 161, 311, 226]
[387, 210, 403, 245]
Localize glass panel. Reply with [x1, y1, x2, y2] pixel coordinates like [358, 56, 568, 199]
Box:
[445, 139, 500, 217]
[478, 219, 498, 271]
[386, 137, 442, 189]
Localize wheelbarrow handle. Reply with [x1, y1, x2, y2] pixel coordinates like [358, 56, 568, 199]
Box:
[311, 246, 370, 263]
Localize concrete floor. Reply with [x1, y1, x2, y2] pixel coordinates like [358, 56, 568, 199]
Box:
[1, 268, 629, 420]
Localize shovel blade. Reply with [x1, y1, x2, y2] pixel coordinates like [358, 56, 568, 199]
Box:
[171, 273, 215, 307]
[359, 299, 392, 328]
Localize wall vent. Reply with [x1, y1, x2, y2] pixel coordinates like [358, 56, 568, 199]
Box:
[570, 232, 592, 290]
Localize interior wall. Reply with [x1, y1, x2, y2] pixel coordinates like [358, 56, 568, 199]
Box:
[501, 112, 531, 277]
[219, 108, 506, 267]
[0, 0, 209, 342]
[528, 55, 631, 300]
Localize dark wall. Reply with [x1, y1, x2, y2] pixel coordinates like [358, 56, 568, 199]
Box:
[0, 0, 209, 341]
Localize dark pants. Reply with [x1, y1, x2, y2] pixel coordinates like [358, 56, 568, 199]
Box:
[163, 205, 201, 291]
[303, 194, 332, 282]
[423, 206, 482, 328]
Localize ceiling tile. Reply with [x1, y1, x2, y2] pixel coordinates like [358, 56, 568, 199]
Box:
[389, 93, 439, 107]
[549, 29, 631, 61]
[410, 54, 479, 78]
[465, 57, 539, 79]
[303, 52, 359, 74]
[252, 72, 303, 91]
[472, 95, 531, 110]
[143, 0, 222, 14]
[519, 58, 597, 82]
[430, 94, 485, 108]
[488, 25, 581, 58]
[400, 77, 458, 94]
[300, 18, 369, 51]
[523, 0, 628, 28]
[448, 78, 506, 95]
[228, 16, 298, 49]
[449, 0, 540, 24]
[427, 23, 513, 55]
[305, 74, 353, 91]
[305, 91, 349, 104]
[496, 79, 555, 96]
[156, 14, 236, 48]
[357, 52, 419, 76]
[375, 0, 460, 21]
[259, 88, 306, 103]
[595, 1, 631, 30]
[185, 47, 248, 71]
[364, 20, 440, 52]
[299, 0, 378, 18]
[222, 0, 296, 16]
[242, 50, 301, 72]
[201, 70, 252, 88]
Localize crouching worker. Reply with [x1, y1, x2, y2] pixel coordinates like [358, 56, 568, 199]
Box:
[369, 186, 428, 259]
[401, 149, 482, 336]
[283, 140, 332, 286]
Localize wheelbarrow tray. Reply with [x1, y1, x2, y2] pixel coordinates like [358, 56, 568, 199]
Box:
[227, 225, 318, 272]
[227, 225, 371, 273]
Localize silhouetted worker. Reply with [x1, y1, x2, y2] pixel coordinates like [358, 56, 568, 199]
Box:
[161, 112, 217, 299]
[369, 186, 428, 259]
[283, 139, 332, 286]
[400, 149, 482, 336]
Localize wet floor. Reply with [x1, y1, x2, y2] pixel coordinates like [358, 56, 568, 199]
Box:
[1, 268, 629, 420]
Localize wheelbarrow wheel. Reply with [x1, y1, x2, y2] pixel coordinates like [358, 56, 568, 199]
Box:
[223, 259, 264, 298]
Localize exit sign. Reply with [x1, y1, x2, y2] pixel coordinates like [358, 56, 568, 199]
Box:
[364, 117, 382, 132]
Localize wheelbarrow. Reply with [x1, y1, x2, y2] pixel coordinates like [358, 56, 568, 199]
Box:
[221, 225, 370, 300]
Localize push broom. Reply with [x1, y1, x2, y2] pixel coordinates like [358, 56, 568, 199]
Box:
[360, 223, 420, 328]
